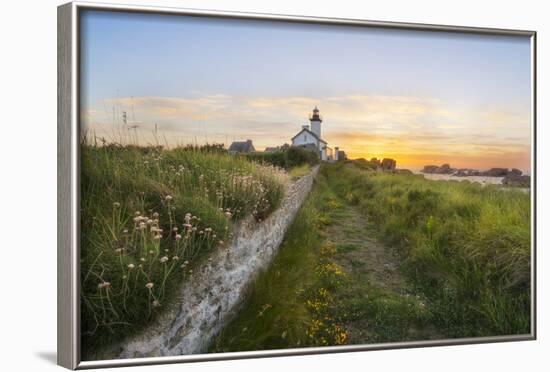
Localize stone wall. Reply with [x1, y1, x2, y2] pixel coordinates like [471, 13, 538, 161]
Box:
[113, 166, 319, 359]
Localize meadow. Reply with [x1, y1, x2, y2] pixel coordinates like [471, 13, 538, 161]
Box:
[212, 161, 531, 351]
[80, 143, 289, 358]
[325, 163, 531, 336]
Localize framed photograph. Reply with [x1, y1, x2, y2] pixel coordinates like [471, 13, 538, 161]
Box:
[58, 1, 536, 369]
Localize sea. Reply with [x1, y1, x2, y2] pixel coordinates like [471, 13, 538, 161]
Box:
[417, 173, 504, 186]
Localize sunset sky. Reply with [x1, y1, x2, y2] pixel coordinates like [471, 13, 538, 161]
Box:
[80, 10, 532, 171]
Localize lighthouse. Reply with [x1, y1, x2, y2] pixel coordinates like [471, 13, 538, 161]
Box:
[290, 106, 333, 161]
[310, 106, 322, 139]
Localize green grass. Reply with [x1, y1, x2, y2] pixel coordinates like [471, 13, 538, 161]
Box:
[336, 284, 432, 343]
[335, 243, 360, 253]
[210, 176, 348, 352]
[288, 164, 311, 179]
[80, 143, 287, 359]
[212, 162, 531, 351]
[323, 162, 531, 336]
[81, 144, 531, 356]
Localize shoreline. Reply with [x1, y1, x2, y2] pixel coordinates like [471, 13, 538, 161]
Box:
[412, 171, 530, 193]
[416, 172, 504, 185]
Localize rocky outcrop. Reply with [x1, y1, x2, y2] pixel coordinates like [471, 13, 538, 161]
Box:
[502, 174, 531, 187]
[422, 165, 439, 174]
[370, 157, 381, 167]
[439, 164, 455, 174]
[483, 168, 509, 177]
[422, 164, 455, 174]
[454, 168, 480, 177]
[381, 158, 396, 171]
[110, 166, 319, 359]
[510, 168, 523, 176]
[422, 164, 527, 183]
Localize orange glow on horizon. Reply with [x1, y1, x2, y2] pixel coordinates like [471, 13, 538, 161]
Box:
[83, 94, 532, 174]
[346, 150, 531, 172]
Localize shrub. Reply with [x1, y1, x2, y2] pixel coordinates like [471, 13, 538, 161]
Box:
[246, 146, 320, 169]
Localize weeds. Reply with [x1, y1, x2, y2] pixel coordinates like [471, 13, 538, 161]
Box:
[288, 164, 311, 179]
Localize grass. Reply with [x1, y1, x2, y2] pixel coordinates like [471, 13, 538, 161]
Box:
[210, 175, 349, 352]
[323, 162, 531, 336]
[212, 161, 531, 351]
[81, 141, 531, 355]
[80, 143, 288, 358]
[288, 164, 311, 179]
[335, 243, 359, 253]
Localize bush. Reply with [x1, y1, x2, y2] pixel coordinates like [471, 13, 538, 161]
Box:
[245, 146, 320, 169]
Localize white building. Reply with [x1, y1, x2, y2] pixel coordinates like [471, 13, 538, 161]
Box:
[291, 107, 333, 161]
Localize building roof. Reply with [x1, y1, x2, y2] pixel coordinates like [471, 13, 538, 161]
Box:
[310, 106, 322, 122]
[228, 140, 255, 153]
[291, 127, 327, 144]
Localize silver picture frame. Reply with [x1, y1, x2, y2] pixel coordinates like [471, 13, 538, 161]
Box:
[57, 1, 537, 369]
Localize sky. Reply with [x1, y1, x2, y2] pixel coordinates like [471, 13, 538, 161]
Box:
[80, 10, 532, 171]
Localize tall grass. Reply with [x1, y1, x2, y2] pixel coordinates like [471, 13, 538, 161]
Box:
[323, 163, 531, 336]
[210, 176, 348, 352]
[80, 143, 287, 358]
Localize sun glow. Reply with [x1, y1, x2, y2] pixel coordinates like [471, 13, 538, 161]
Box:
[83, 93, 531, 173]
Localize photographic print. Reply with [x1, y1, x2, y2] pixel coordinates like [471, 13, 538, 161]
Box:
[72, 5, 534, 364]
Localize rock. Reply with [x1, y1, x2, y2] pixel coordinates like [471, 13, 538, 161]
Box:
[422, 165, 439, 173]
[454, 168, 468, 177]
[439, 163, 451, 172]
[482, 168, 509, 177]
[437, 163, 456, 174]
[502, 174, 530, 187]
[510, 168, 523, 176]
[370, 157, 381, 167]
[422, 164, 455, 174]
[454, 168, 480, 177]
[422, 165, 524, 178]
[396, 169, 413, 175]
[381, 158, 397, 171]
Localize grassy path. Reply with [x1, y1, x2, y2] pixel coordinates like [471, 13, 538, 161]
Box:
[321, 193, 441, 343]
[210, 168, 440, 352]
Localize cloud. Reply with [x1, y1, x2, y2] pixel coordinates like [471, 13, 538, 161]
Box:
[81, 93, 531, 170]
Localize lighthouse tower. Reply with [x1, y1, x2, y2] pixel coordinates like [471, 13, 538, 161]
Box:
[310, 106, 322, 139]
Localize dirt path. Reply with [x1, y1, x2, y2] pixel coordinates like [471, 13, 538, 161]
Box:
[324, 204, 406, 294]
[320, 195, 441, 343]
[210, 172, 443, 351]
